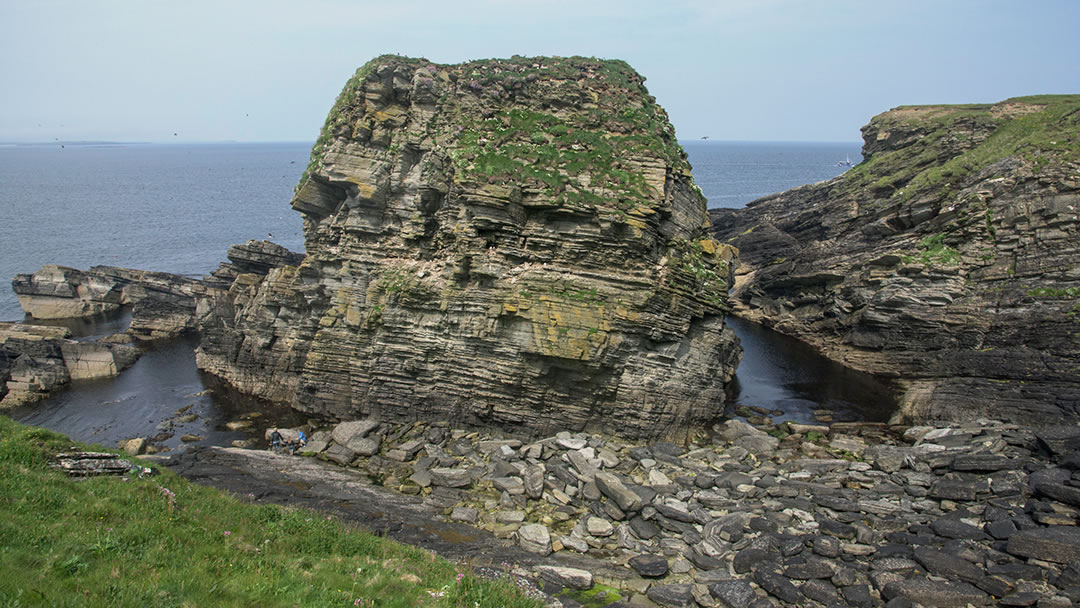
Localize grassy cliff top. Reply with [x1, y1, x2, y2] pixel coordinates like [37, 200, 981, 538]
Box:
[300, 54, 699, 216]
[844, 94, 1080, 200]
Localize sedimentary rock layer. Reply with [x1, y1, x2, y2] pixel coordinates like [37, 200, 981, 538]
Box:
[196, 55, 740, 439]
[711, 96, 1080, 424]
[0, 322, 138, 407]
[13, 265, 209, 339]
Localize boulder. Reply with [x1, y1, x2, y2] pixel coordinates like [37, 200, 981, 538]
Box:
[118, 437, 146, 456]
[517, 524, 551, 556]
[594, 471, 643, 512]
[331, 420, 379, 446]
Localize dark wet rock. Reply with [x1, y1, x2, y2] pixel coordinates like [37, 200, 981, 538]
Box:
[975, 574, 1015, 598]
[708, 580, 756, 608]
[999, 591, 1042, 607]
[1008, 526, 1080, 563]
[986, 518, 1019, 540]
[799, 579, 840, 605]
[841, 584, 874, 608]
[951, 454, 1026, 472]
[929, 478, 979, 501]
[627, 554, 668, 578]
[882, 578, 986, 607]
[752, 569, 800, 604]
[812, 535, 841, 558]
[912, 545, 983, 582]
[932, 517, 989, 540]
[646, 583, 694, 608]
[732, 548, 771, 574]
[819, 518, 856, 539]
[1038, 429, 1080, 456]
[628, 516, 660, 541]
[1036, 481, 1080, 508]
[783, 557, 836, 580]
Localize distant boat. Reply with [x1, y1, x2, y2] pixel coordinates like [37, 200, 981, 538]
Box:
[836, 155, 854, 167]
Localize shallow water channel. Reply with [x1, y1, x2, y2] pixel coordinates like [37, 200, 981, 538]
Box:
[725, 316, 896, 424]
[12, 313, 897, 449]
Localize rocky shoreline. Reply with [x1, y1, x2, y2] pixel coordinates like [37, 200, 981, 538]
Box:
[159, 414, 1080, 608]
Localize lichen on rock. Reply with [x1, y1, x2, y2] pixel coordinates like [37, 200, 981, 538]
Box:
[712, 95, 1080, 425]
[195, 55, 740, 440]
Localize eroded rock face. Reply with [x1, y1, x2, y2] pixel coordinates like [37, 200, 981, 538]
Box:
[711, 96, 1080, 425]
[196, 55, 740, 439]
[13, 265, 209, 339]
[0, 322, 138, 407]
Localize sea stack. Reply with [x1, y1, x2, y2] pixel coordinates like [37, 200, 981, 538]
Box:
[712, 96, 1080, 425]
[196, 55, 740, 439]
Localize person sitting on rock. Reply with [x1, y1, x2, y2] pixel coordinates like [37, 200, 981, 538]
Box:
[287, 430, 308, 456]
[270, 429, 283, 454]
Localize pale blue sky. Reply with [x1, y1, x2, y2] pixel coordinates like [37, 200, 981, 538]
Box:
[2, 0, 1078, 144]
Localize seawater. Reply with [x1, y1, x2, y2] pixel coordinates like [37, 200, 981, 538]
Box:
[3, 140, 891, 447]
[0, 142, 309, 321]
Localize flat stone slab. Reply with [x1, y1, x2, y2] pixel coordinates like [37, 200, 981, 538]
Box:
[535, 565, 592, 590]
[429, 467, 472, 488]
[331, 420, 379, 446]
[628, 554, 668, 578]
[882, 578, 986, 607]
[1007, 526, 1080, 563]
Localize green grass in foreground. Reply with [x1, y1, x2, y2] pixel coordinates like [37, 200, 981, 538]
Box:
[0, 416, 543, 608]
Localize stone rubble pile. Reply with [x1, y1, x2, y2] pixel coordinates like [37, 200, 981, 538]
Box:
[286, 415, 1080, 607]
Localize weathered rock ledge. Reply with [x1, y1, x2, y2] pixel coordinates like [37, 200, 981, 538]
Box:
[171, 415, 1080, 607]
[195, 55, 740, 440]
[5, 240, 299, 405]
[0, 322, 138, 408]
[712, 96, 1080, 425]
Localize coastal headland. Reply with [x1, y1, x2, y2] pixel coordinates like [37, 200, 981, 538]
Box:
[5, 57, 1080, 607]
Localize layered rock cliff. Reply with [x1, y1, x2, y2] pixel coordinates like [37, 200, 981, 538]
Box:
[712, 95, 1080, 424]
[196, 55, 739, 439]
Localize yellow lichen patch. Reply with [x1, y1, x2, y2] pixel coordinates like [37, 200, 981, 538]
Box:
[696, 238, 718, 256]
[351, 180, 379, 201]
[504, 291, 612, 360]
[373, 106, 408, 125]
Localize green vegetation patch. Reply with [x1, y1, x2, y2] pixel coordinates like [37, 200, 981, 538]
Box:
[842, 95, 1080, 201]
[296, 54, 701, 217]
[559, 583, 622, 607]
[0, 416, 541, 608]
[903, 232, 963, 267]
